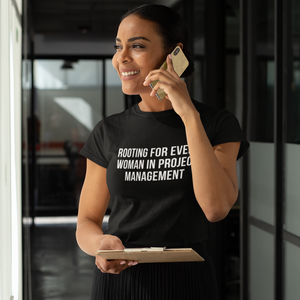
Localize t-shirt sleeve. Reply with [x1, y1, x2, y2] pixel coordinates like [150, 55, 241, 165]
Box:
[210, 109, 250, 160]
[79, 120, 109, 168]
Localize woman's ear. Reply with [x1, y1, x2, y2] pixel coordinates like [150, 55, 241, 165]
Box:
[176, 43, 183, 50]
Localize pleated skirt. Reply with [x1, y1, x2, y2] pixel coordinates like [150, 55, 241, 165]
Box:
[90, 247, 219, 300]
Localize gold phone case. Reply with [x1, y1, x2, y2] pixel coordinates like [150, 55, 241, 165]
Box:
[149, 46, 189, 100]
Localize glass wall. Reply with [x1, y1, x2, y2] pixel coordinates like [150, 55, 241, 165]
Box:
[285, 0, 300, 237]
[245, 0, 276, 299]
[30, 58, 123, 217]
[284, 241, 300, 299]
[242, 1, 300, 299]
[284, 0, 300, 298]
[106, 59, 125, 116]
[33, 59, 103, 215]
[249, 226, 275, 300]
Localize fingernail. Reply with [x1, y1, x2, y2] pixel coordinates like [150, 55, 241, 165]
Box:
[120, 261, 126, 265]
[132, 262, 138, 266]
[168, 54, 172, 60]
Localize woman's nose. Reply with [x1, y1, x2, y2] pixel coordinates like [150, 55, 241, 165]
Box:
[117, 49, 132, 63]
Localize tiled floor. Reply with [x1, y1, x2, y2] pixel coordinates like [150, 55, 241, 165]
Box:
[30, 222, 95, 300]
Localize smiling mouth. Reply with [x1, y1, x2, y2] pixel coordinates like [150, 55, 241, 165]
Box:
[121, 71, 140, 77]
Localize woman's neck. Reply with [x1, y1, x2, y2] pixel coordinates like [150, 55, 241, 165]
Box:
[138, 94, 173, 112]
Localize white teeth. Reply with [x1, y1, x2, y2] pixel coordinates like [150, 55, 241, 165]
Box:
[122, 71, 140, 76]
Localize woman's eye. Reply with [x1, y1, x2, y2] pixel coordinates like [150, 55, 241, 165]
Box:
[114, 45, 122, 51]
[132, 44, 144, 49]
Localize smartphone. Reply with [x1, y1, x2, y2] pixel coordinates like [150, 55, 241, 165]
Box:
[149, 46, 189, 100]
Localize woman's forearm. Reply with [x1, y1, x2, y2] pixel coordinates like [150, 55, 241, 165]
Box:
[76, 219, 104, 256]
[76, 160, 116, 256]
[182, 110, 239, 222]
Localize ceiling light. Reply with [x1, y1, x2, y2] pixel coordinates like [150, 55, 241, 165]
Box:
[61, 61, 73, 69]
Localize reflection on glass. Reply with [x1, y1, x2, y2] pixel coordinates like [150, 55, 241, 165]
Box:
[68, 60, 102, 87]
[248, 0, 275, 225]
[105, 59, 124, 116]
[34, 60, 103, 215]
[249, 142, 275, 225]
[250, 225, 274, 300]
[285, 0, 300, 237]
[288, 62, 300, 143]
[54, 97, 101, 131]
[287, 0, 300, 144]
[285, 144, 300, 236]
[284, 241, 300, 300]
[250, 60, 275, 142]
[249, 0, 275, 143]
[35, 60, 67, 89]
[248, 2, 276, 297]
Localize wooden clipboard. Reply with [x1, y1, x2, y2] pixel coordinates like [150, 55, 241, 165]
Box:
[96, 248, 204, 263]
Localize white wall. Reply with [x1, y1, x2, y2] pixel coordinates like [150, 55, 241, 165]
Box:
[0, 0, 23, 299]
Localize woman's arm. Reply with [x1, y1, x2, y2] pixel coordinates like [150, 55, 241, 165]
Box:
[76, 159, 111, 255]
[183, 112, 240, 222]
[144, 55, 241, 222]
[76, 159, 137, 274]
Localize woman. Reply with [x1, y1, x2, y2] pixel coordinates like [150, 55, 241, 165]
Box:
[76, 4, 249, 300]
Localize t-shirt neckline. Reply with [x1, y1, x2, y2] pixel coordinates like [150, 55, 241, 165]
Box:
[132, 103, 175, 118]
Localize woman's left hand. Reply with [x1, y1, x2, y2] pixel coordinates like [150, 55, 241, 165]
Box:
[143, 54, 197, 120]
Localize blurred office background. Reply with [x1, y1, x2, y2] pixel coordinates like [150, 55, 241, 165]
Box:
[0, 0, 299, 300]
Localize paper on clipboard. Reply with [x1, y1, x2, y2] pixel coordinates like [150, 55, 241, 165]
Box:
[96, 248, 204, 263]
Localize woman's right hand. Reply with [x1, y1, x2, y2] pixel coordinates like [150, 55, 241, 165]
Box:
[95, 235, 138, 274]
[76, 161, 138, 274]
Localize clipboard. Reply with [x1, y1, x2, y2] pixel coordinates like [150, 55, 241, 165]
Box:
[96, 247, 204, 263]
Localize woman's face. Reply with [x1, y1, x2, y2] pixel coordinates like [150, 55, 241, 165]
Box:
[112, 15, 167, 96]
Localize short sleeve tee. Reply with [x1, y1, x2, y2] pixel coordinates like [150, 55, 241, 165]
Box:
[80, 100, 249, 248]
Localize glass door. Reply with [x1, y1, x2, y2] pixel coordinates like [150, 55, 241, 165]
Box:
[246, 1, 276, 299]
[242, 1, 300, 299]
[30, 58, 123, 217]
[284, 1, 300, 298]
[33, 59, 103, 216]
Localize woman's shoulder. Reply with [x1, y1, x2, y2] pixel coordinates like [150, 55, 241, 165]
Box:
[192, 100, 218, 114]
[192, 100, 232, 124]
[94, 106, 135, 129]
[106, 106, 134, 121]
[192, 99, 244, 138]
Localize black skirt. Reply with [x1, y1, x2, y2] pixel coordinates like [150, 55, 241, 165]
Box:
[90, 244, 219, 300]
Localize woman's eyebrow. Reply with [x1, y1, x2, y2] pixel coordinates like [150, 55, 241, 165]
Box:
[115, 36, 151, 43]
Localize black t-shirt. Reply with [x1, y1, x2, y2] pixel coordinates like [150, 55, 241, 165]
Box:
[80, 100, 249, 249]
